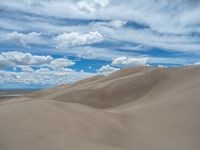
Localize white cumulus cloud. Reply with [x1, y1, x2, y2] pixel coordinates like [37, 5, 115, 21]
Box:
[0, 51, 75, 70]
[0, 51, 53, 68]
[55, 31, 104, 48]
[48, 58, 75, 70]
[111, 56, 148, 67]
[0, 51, 95, 87]
[97, 65, 119, 75]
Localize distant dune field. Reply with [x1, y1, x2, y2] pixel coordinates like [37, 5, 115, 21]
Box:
[0, 90, 33, 102]
[0, 66, 200, 150]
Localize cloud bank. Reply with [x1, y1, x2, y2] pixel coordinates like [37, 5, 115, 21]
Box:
[0, 51, 94, 87]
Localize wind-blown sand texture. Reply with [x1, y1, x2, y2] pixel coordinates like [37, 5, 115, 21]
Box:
[0, 66, 200, 150]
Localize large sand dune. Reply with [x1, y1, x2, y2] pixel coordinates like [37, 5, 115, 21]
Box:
[0, 66, 200, 150]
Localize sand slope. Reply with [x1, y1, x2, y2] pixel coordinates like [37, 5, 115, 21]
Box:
[0, 66, 200, 150]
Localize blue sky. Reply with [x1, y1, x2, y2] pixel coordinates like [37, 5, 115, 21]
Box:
[0, 0, 200, 89]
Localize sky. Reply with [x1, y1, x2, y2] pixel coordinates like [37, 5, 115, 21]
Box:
[0, 0, 200, 89]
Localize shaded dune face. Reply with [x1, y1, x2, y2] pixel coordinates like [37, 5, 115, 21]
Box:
[28, 66, 200, 109]
[51, 67, 162, 108]
[0, 66, 200, 150]
[27, 67, 160, 108]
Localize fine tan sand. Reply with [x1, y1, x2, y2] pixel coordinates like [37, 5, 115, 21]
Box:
[0, 66, 200, 150]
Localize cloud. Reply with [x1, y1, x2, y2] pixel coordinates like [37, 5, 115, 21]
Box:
[97, 56, 149, 76]
[97, 65, 119, 75]
[0, 68, 95, 86]
[55, 31, 104, 48]
[0, 51, 75, 70]
[0, 31, 42, 47]
[77, 0, 109, 14]
[194, 61, 200, 65]
[91, 21, 200, 52]
[1, 0, 200, 35]
[0, 0, 200, 54]
[106, 20, 127, 28]
[111, 56, 148, 67]
[0, 51, 95, 87]
[48, 58, 75, 70]
[64, 46, 129, 60]
[0, 51, 53, 68]
[91, 20, 127, 29]
[0, 0, 200, 69]
[18, 66, 34, 72]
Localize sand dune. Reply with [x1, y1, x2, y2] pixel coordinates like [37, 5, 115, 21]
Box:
[0, 66, 200, 150]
